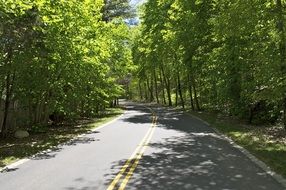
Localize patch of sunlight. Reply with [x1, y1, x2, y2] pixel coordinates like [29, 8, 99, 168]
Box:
[229, 132, 250, 139]
[252, 136, 260, 142]
[3, 157, 18, 165]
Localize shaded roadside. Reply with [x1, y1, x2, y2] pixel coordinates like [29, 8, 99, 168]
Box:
[190, 110, 286, 179]
[0, 108, 123, 169]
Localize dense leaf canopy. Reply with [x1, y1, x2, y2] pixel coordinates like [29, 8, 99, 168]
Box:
[131, 0, 286, 128]
[0, 0, 134, 136]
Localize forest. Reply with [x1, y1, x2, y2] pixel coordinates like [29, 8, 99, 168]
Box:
[131, 0, 286, 129]
[0, 0, 135, 137]
[1, 0, 286, 138]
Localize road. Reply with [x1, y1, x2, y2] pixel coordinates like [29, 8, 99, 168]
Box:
[0, 101, 285, 190]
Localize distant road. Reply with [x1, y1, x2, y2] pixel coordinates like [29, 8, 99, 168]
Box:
[0, 101, 285, 190]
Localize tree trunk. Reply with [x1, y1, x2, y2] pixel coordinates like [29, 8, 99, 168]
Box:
[41, 96, 50, 125]
[166, 78, 172, 106]
[146, 76, 154, 102]
[144, 82, 148, 101]
[187, 55, 195, 110]
[1, 72, 15, 137]
[192, 78, 201, 111]
[1, 74, 11, 137]
[175, 84, 178, 107]
[161, 64, 172, 106]
[159, 70, 166, 105]
[0, 82, 5, 132]
[277, 0, 286, 129]
[188, 73, 195, 111]
[138, 81, 143, 100]
[178, 74, 185, 109]
[153, 68, 159, 104]
[1, 48, 14, 137]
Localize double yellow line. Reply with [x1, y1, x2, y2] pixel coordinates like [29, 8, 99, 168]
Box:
[107, 111, 158, 190]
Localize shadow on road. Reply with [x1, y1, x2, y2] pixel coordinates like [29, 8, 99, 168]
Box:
[105, 105, 284, 190]
[29, 136, 100, 161]
[122, 104, 154, 125]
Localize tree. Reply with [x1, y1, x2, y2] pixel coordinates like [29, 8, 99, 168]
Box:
[0, 0, 134, 137]
[130, 0, 286, 128]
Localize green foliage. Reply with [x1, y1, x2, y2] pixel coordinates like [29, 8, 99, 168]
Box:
[131, 0, 286, 126]
[0, 0, 133, 135]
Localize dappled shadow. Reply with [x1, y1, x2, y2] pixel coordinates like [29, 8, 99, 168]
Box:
[0, 109, 121, 168]
[64, 177, 104, 190]
[0, 167, 19, 173]
[85, 131, 100, 135]
[64, 136, 99, 146]
[123, 113, 152, 125]
[29, 136, 100, 161]
[125, 135, 283, 190]
[0, 130, 102, 166]
[65, 186, 98, 190]
[122, 104, 154, 125]
[105, 107, 285, 190]
[31, 152, 57, 160]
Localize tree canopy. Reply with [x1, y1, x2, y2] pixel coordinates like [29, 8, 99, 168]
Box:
[0, 0, 134, 137]
[131, 0, 286, 128]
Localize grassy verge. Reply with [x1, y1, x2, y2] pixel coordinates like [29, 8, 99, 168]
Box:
[0, 108, 123, 169]
[189, 111, 286, 178]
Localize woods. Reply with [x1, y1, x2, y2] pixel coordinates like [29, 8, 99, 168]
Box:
[0, 0, 134, 137]
[1, 0, 286, 138]
[131, 0, 286, 128]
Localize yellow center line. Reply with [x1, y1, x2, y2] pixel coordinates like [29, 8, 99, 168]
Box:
[118, 116, 157, 190]
[107, 112, 157, 190]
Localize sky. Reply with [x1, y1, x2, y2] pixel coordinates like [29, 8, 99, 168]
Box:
[127, 0, 145, 25]
[130, 0, 145, 6]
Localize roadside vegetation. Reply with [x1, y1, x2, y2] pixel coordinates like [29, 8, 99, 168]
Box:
[131, 0, 286, 128]
[190, 111, 286, 178]
[0, 0, 134, 138]
[0, 0, 131, 167]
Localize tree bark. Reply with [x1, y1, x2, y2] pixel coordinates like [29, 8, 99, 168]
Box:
[177, 74, 185, 109]
[144, 82, 148, 101]
[146, 76, 154, 102]
[160, 64, 172, 106]
[192, 78, 201, 111]
[277, 0, 286, 129]
[159, 70, 166, 105]
[0, 82, 5, 132]
[153, 68, 159, 104]
[188, 74, 195, 111]
[175, 84, 178, 107]
[138, 81, 143, 100]
[1, 48, 14, 137]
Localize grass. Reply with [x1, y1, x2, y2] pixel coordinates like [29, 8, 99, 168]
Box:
[0, 108, 123, 169]
[189, 110, 286, 178]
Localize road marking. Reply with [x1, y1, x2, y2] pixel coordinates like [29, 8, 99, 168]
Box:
[95, 111, 126, 131]
[118, 116, 157, 190]
[106, 117, 155, 190]
[107, 109, 157, 190]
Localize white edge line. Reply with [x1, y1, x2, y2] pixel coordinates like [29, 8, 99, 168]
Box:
[0, 111, 126, 172]
[187, 112, 286, 189]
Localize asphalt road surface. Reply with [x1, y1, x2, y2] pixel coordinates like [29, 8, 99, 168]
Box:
[0, 101, 285, 190]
